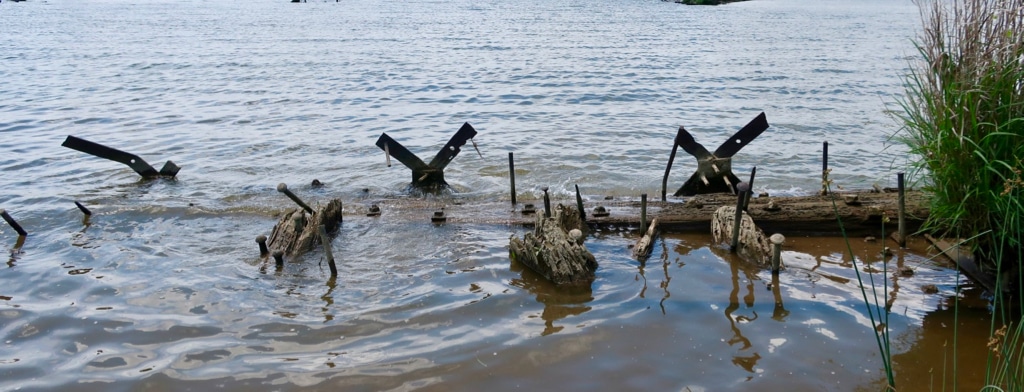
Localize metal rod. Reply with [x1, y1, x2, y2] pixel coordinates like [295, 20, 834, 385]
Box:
[822, 141, 829, 194]
[273, 250, 284, 266]
[575, 184, 586, 222]
[640, 193, 648, 233]
[277, 183, 314, 214]
[74, 201, 92, 216]
[318, 225, 337, 277]
[897, 172, 906, 248]
[542, 187, 551, 219]
[256, 235, 269, 256]
[0, 209, 27, 236]
[730, 183, 749, 252]
[744, 166, 756, 211]
[662, 142, 678, 202]
[509, 152, 517, 207]
[770, 233, 785, 273]
[384, 143, 392, 167]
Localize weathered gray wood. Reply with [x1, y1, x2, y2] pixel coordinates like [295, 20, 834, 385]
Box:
[509, 204, 596, 286]
[633, 218, 659, 259]
[712, 206, 772, 266]
[267, 199, 344, 258]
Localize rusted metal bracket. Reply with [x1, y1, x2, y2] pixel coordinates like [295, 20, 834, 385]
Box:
[662, 112, 768, 198]
[61, 136, 180, 178]
[375, 122, 478, 189]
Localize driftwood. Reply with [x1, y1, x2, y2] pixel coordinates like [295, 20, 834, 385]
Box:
[267, 199, 344, 258]
[509, 204, 597, 286]
[712, 206, 772, 266]
[633, 218, 660, 259]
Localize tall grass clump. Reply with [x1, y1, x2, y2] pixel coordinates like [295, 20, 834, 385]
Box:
[897, 0, 1024, 389]
[896, 0, 1024, 309]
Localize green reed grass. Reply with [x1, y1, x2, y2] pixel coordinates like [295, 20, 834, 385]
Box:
[895, 0, 1024, 291]
[894, 0, 1024, 389]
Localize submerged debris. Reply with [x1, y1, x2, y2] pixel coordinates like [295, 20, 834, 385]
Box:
[509, 204, 596, 286]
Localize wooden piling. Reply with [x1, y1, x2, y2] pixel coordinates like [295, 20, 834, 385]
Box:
[633, 218, 659, 259]
[542, 187, 551, 219]
[770, 233, 785, 273]
[640, 193, 648, 233]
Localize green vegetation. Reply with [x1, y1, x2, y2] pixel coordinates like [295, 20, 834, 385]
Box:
[895, 0, 1023, 307]
[891, 0, 1024, 389]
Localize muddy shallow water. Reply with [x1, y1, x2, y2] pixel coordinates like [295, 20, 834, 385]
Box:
[0, 0, 999, 389]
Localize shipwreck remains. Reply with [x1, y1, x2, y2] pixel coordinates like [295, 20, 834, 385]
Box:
[509, 204, 597, 286]
[661, 112, 769, 199]
[265, 183, 344, 258]
[374, 122, 479, 190]
[62, 135, 180, 178]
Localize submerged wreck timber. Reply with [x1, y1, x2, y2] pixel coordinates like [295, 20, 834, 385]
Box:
[343, 189, 927, 237]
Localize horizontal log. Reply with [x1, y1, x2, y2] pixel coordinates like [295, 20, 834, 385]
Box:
[341, 190, 927, 236]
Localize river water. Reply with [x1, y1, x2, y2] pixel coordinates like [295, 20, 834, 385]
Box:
[0, 0, 996, 390]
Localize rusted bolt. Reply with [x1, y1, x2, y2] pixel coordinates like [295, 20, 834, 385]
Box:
[272, 250, 284, 266]
[367, 204, 381, 217]
[431, 210, 447, 223]
[592, 206, 610, 218]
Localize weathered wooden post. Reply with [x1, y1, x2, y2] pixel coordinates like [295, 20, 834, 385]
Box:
[575, 184, 586, 223]
[640, 193, 648, 233]
[509, 204, 596, 286]
[509, 152, 517, 207]
[542, 187, 552, 219]
[0, 209, 27, 237]
[318, 225, 338, 277]
[897, 172, 906, 247]
[770, 233, 785, 273]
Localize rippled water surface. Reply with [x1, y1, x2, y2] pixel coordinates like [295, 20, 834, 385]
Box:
[0, 0, 995, 390]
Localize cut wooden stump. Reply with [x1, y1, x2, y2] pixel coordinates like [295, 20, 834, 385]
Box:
[267, 198, 344, 258]
[509, 204, 597, 286]
[712, 206, 771, 266]
[633, 218, 659, 259]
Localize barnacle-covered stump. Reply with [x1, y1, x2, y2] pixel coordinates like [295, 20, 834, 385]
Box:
[509, 204, 597, 286]
[712, 206, 771, 266]
[267, 199, 344, 258]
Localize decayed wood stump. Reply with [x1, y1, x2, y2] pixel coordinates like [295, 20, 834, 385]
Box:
[712, 206, 772, 266]
[509, 204, 597, 286]
[267, 199, 344, 258]
[633, 218, 660, 259]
